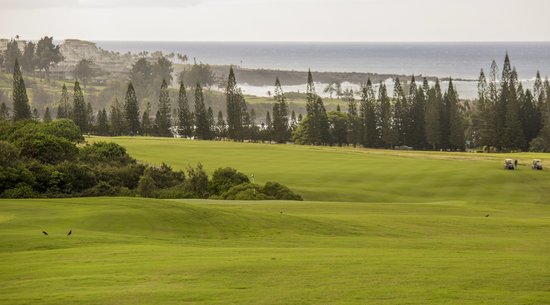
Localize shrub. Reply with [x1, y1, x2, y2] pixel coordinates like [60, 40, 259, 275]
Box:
[45, 119, 84, 143]
[16, 133, 78, 164]
[263, 181, 303, 201]
[137, 175, 157, 197]
[83, 181, 118, 197]
[2, 183, 37, 198]
[143, 163, 185, 189]
[184, 163, 209, 198]
[80, 142, 135, 166]
[221, 183, 271, 200]
[209, 167, 249, 195]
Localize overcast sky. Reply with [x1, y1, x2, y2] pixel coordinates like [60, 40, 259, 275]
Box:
[1, 0, 550, 41]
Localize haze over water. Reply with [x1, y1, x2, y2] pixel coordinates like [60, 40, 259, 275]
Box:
[96, 41, 550, 99]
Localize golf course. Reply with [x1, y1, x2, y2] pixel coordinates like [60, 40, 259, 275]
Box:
[1, 137, 550, 304]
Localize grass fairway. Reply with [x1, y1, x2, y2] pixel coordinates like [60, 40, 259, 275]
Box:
[1, 197, 549, 304]
[89, 136, 550, 204]
[2, 138, 550, 304]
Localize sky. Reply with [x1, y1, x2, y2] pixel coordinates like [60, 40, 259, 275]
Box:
[1, 0, 550, 41]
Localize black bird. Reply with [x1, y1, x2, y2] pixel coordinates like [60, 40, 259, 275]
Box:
[67, 230, 72, 236]
[485, 214, 490, 217]
[42, 231, 48, 236]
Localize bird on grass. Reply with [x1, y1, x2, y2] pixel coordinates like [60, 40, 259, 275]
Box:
[485, 214, 490, 217]
[67, 230, 72, 236]
[42, 231, 48, 236]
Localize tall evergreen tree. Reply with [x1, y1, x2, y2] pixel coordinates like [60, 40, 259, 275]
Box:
[347, 87, 361, 146]
[446, 80, 465, 150]
[379, 83, 396, 148]
[411, 83, 426, 148]
[216, 110, 226, 139]
[156, 79, 172, 136]
[141, 102, 152, 136]
[43, 107, 52, 123]
[177, 81, 194, 138]
[97, 108, 109, 135]
[393, 77, 408, 145]
[425, 83, 442, 150]
[207, 106, 215, 138]
[360, 79, 377, 147]
[86, 102, 94, 132]
[0, 102, 9, 120]
[272, 78, 289, 143]
[110, 98, 125, 136]
[12, 59, 32, 121]
[124, 83, 140, 135]
[226, 66, 245, 140]
[56, 84, 71, 119]
[72, 81, 87, 132]
[194, 82, 210, 140]
[504, 84, 526, 150]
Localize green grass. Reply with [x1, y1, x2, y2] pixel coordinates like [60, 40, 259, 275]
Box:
[1, 197, 549, 304]
[2, 138, 550, 304]
[89, 136, 550, 204]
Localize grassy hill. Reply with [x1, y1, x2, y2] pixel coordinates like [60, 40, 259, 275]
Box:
[1, 138, 550, 304]
[89, 137, 550, 204]
[1, 197, 549, 304]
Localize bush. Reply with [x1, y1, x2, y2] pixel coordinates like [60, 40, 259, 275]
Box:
[2, 183, 37, 198]
[143, 163, 185, 189]
[45, 119, 84, 143]
[184, 163, 209, 198]
[221, 183, 271, 200]
[137, 175, 157, 197]
[80, 142, 135, 165]
[209, 167, 249, 195]
[152, 184, 191, 199]
[16, 133, 78, 164]
[263, 181, 303, 201]
[82, 181, 118, 197]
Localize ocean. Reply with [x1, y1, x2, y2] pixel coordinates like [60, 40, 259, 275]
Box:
[95, 41, 550, 99]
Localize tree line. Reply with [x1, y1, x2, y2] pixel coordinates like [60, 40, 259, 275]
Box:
[3, 53, 550, 152]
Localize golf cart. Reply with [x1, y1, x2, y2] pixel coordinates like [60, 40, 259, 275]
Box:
[504, 159, 515, 170]
[532, 159, 543, 170]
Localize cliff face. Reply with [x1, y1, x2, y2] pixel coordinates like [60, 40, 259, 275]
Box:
[59, 39, 99, 62]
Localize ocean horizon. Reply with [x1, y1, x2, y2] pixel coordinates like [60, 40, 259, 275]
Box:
[94, 41, 550, 99]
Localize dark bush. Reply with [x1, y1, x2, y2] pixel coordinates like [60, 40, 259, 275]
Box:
[263, 182, 303, 201]
[143, 163, 185, 189]
[221, 183, 271, 200]
[184, 163, 209, 198]
[17, 133, 78, 164]
[2, 183, 37, 198]
[44, 119, 84, 143]
[80, 142, 135, 166]
[209, 167, 250, 195]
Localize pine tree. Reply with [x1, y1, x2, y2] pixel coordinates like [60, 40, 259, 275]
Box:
[5, 40, 22, 74]
[347, 87, 361, 147]
[177, 81, 194, 138]
[207, 106, 215, 139]
[33, 108, 39, 120]
[86, 102, 94, 133]
[290, 110, 297, 132]
[393, 77, 408, 145]
[379, 83, 395, 148]
[216, 110, 226, 138]
[306, 69, 316, 116]
[425, 83, 442, 150]
[43, 107, 52, 123]
[272, 78, 289, 143]
[110, 98, 125, 136]
[264, 111, 273, 141]
[156, 79, 172, 136]
[124, 82, 140, 135]
[504, 84, 526, 150]
[226, 66, 245, 140]
[56, 84, 71, 119]
[411, 82, 426, 148]
[520, 89, 539, 146]
[97, 108, 109, 136]
[72, 81, 88, 132]
[446, 80, 465, 150]
[0, 102, 9, 120]
[360, 79, 377, 147]
[141, 102, 152, 136]
[194, 82, 210, 140]
[12, 59, 32, 121]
